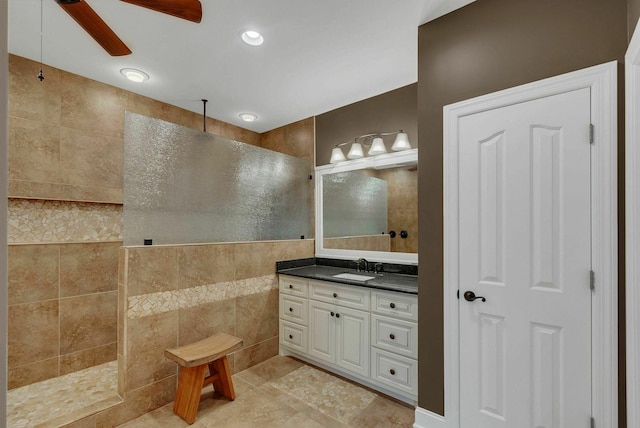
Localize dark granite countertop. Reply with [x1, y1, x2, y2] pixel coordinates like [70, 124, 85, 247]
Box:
[277, 263, 418, 295]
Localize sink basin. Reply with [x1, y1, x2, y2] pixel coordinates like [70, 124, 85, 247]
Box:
[333, 273, 375, 281]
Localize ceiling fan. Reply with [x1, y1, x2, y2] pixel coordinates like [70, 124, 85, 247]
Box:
[54, 0, 203, 56]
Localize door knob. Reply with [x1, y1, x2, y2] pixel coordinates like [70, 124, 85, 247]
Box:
[463, 291, 486, 302]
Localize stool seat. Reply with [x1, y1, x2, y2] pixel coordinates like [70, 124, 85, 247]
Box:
[165, 333, 243, 424]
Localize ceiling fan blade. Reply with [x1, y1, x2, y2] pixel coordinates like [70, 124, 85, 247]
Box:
[55, 0, 132, 56]
[120, 0, 202, 23]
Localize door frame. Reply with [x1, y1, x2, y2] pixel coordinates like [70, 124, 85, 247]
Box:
[438, 62, 618, 428]
[626, 20, 640, 428]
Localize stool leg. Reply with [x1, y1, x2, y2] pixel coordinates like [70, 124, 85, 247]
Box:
[173, 364, 207, 424]
[208, 356, 236, 400]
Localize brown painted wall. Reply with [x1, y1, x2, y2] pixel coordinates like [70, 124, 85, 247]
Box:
[315, 84, 417, 166]
[417, 0, 627, 418]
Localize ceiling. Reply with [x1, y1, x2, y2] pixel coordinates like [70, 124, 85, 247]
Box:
[8, 0, 474, 133]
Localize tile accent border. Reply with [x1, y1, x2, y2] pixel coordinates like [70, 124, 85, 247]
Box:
[127, 274, 278, 319]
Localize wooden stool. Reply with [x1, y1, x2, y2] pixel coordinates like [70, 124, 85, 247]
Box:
[165, 333, 243, 424]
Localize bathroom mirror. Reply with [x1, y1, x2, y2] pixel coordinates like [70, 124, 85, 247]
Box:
[315, 149, 418, 264]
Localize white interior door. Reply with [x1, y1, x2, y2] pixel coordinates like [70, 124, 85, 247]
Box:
[458, 88, 592, 428]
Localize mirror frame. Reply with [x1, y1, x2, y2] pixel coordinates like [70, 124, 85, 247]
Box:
[315, 148, 418, 265]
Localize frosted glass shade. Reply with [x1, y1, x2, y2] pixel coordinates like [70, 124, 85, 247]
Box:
[330, 147, 347, 163]
[347, 142, 364, 159]
[391, 132, 411, 151]
[368, 137, 387, 155]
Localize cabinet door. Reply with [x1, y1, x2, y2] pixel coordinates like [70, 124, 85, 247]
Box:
[335, 306, 370, 377]
[308, 300, 335, 363]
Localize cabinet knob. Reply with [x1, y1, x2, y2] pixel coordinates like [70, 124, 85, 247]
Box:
[331, 312, 335, 317]
[289, 334, 293, 339]
[333, 293, 338, 298]
[389, 334, 395, 340]
[336, 313, 340, 318]
[390, 369, 396, 375]
[289, 307, 293, 312]
[390, 302, 396, 309]
[289, 284, 293, 289]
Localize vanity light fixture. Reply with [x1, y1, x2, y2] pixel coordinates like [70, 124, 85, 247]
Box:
[120, 68, 149, 83]
[241, 30, 264, 46]
[329, 130, 411, 164]
[239, 112, 258, 122]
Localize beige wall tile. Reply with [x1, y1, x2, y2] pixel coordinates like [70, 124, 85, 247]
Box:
[234, 242, 276, 280]
[126, 93, 183, 126]
[60, 242, 120, 298]
[59, 342, 117, 376]
[125, 246, 178, 296]
[9, 180, 123, 204]
[232, 337, 279, 373]
[59, 127, 123, 189]
[235, 289, 278, 348]
[177, 244, 235, 289]
[118, 283, 126, 360]
[8, 357, 59, 390]
[60, 72, 127, 139]
[9, 55, 62, 125]
[125, 311, 178, 391]
[9, 116, 61, 183]
[178, 300, 236, 347]
[8, 300, 59, 368]
[60, 292, 117, 355]
[8, 244, 59, 305]
[96, 375, 176, 427]
[259, 117, 315, 160]
[8, 199, 123, 244]
[220, 121, 261, 146]
[271, 239, 314, 263]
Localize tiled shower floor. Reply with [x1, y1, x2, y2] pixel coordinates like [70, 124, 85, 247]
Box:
[7, 361, 121, 427]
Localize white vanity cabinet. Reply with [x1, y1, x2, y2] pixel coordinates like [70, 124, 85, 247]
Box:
[279, 274, 418, 405]
[369, 290, 418, 398]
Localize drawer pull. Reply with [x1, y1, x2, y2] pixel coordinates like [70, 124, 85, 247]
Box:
[289, 307, 293, 312]
[333, 293, 338, 298]
[336, 313, 340, 318]
[289, 334, 293, 339]
[389, 334, 395, 340]
[331, 312, 335, 317]
[390, 303, 396, 309]
[390, 369, 396, 375]
[289, 284, 293, 289]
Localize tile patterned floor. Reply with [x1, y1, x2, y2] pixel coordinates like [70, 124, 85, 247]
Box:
[120, 356, 415, 427]
[7, 361, 120, 428]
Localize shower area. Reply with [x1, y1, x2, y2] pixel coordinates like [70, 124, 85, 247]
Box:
[6, 55, 313, 427]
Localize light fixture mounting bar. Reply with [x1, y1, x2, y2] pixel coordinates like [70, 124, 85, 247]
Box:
[334, 129, 405, 148]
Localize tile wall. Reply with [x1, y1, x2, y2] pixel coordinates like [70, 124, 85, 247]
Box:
[105, 239, 314, 425]
[7, 53, 316, 397]
[378, 167, 418, 253]
[323, 234, 390, 251]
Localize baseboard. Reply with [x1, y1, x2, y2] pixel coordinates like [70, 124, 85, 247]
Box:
[413, 407, 447, 428]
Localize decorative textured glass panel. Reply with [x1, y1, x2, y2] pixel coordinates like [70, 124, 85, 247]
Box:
[323, 171, 387, 238]
[123, 112, 313, 246]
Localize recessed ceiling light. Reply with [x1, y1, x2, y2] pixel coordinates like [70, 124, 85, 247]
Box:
[241, 30, 264, 46]
[120, 68, 149, 83]
[239, 113, 258, 122]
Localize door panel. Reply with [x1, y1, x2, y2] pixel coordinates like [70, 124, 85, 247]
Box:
[458, 88, 592, 428]
[335, 306, 370, 377]
[308, 300, 335, 363]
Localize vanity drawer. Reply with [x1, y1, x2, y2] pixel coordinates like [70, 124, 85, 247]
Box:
[280, 321, 308, 353]
[279, 275, 308, 297]
[371, 348, 417, 397]
[309, 280, 370, 310]
[280, 295, 308, 325]
[371, 290, 418, 321]
[371, 314, 418, 359]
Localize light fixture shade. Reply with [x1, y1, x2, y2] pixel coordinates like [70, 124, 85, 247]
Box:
[330, 147, 347, 164]
[391, 132, 411, 151]
[368, 137, 387, 155]
[347, 143, 364, 159]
